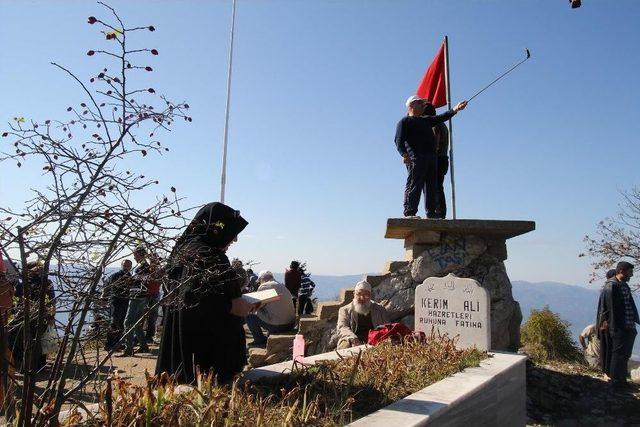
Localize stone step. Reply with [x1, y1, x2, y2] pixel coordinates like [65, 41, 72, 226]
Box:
[316, 300, 344, 320]
[247, 347, 267, 367]
[298, 317, 320, 335]
[266, 333, 296, 354]
[383, 260, 409, 274]
[364, 274, 390, 289]
[339, 288, 354, 304]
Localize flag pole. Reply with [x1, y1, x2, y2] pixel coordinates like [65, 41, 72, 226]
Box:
[220, 0, 237, 204]
[443, 35, 457, 220]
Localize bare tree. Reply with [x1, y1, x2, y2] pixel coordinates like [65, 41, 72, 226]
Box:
[582, 186, 640, 290]
[0, 3, 193, 425]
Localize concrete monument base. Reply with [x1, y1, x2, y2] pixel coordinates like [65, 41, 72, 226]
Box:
[368, 218, 535, 351]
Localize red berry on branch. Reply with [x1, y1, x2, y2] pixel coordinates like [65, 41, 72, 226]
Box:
[98, 73, 104, 78]
[88, 16, 97, 24]
[1, 133, 7, 137]
[90, 78, 95, 83]
[145, 66, 153, 72]
[171, 186, 176, 192]
[87, 50, 95, 56]
[148, 26, 156, 31]
[67, 107, 72, 111]
[151, 49, 159, 55]
[148, 88, 155, 93]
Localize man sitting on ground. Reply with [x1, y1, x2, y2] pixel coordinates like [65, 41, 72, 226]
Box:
[246, 270, 296, 347]
[336, 280, 390, 349]
[579, 323, 600, 368]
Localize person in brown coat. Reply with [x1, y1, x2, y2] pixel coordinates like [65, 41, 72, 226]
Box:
[284, 260, 302, 307]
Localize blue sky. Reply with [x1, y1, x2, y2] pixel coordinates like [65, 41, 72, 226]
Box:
[1, 1, 639, 286]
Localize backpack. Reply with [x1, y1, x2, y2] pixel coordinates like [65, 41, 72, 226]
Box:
[367, 322, 415, 345]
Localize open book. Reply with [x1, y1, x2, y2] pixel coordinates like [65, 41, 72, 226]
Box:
[241, 288, 281, 305]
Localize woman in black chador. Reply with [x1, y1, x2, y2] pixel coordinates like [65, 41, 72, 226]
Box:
[155, 202, 255, 383]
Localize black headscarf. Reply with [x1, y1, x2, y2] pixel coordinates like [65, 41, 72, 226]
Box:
[175, 202, 248, 251]
[163, 202, 248, 295]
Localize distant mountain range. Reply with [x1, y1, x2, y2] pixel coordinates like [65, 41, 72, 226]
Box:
[292, 274, 639, 357]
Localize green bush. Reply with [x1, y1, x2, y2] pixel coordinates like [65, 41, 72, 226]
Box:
[521, 306, 586, 364]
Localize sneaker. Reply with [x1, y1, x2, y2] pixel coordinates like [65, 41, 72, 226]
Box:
[137, 345, 150, 353]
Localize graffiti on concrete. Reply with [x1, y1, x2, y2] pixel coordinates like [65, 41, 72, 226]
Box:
[424, 238, 468, 271]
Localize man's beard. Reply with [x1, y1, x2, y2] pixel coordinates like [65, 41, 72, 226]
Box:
[353, 300, 372, 315]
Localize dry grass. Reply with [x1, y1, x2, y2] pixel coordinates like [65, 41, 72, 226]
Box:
[70, 333, 485, 426]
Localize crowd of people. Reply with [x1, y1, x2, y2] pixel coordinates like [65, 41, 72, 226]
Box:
[580, 262, 639, 391]
[2, 201, 636, 391]
[101, 245, 162, 356]
[0, 203, 320, 386]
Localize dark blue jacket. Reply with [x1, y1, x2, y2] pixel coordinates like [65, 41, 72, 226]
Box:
[394, 110, 456, 158]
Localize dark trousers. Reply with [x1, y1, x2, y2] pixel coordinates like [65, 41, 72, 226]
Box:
[404, 155, 437, 217]
[609, 328, 636, 383]
[124, 298, 147, 350]
[145, 294, 160, 341]
[105, 298, 129, 350]
[246, 314, 294, 345]
[111, 298, 129, 331]
[297, 295, 313, 315]
[435, 156, 449, 218]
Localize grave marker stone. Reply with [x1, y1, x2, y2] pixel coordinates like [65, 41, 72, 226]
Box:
[414, 273, 491, 351]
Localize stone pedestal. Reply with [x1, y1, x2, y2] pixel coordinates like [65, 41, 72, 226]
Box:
[374, 218, 535, 351]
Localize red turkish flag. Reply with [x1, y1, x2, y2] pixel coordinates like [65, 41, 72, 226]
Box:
[416, 42, 447, 107]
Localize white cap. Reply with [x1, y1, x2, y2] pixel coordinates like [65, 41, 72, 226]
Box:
[405, 95, 425, 108]
[354, 280, 372, 293]
[257, 270, 274, 282]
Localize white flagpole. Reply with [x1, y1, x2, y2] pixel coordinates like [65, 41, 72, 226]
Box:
[443, 35, 457, 219]
[220, 0, 237, 204]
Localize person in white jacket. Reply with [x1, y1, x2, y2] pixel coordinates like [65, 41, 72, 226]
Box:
[246, 270, 296, 347]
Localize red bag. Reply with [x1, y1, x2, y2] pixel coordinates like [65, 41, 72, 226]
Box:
[367, 322, 414, 345]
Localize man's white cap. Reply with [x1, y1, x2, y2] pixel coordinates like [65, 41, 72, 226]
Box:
[405, 95, 425, 108]
[257, 270, 274, 282]
[354, 280, 372, 292]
